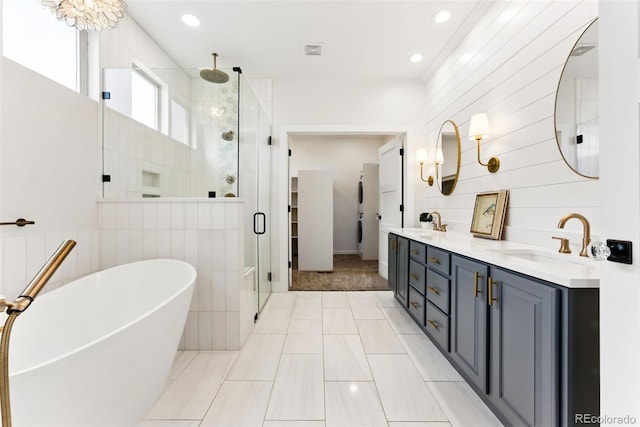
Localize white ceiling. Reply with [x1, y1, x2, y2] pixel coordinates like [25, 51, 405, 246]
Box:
[125, 0, 490, 81]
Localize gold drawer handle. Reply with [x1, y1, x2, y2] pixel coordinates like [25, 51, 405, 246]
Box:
[488, 277, 498, 306]
[474, 272, 483, 298]
[410, 273, 419, 281]
[411, 249, 421, 255]
[429, 257, 440, 264]
[427, 319, 440, 330]
[409, 301, 420, 309]
[427, 286, 441, 295]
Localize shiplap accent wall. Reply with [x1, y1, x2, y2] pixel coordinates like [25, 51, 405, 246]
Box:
[416, 0, 599, 252]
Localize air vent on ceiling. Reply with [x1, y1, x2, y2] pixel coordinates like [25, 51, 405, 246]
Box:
[570, 44, 596, 56]
[304, 43, 324, 56]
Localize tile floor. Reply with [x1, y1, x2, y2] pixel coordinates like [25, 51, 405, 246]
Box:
[140, 291, 504, 427]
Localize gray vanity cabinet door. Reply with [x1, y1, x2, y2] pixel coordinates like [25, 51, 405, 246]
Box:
[396, 237, 409, 307]
[450, 255, 489, 393]
[489, 268, 560, 427]
[388, 234, 398, 294]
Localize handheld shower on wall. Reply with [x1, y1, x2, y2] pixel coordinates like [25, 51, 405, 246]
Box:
[200, 53, 230, 84]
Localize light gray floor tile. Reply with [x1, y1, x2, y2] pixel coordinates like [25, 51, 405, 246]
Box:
[323, 308, 358, 334]
[200, 380, 272, 426]
[227, 334, 286, 380]
[356, 319, 406, 353]
[265, 292, 297, 309]
[253, 308, 292, 334]
[145, 352, 237, 420]
[138, 421, 201, 427]
[292, 297, 322, 319]
[348, 296, 386, 319]
[284, 319, 323, 353]
[428, 382, 504, 427]
[398, 334, 463, 382]
[387, 423, 451, 427]
[168, 351, 198, 380]
[368, 354, 448, 422]
[324, 335, 372, 381]
[263, 422, 325, 427]
[265, 354, 325, 420]
[325, 381, 387, 427]
[322, 292, 350, 308]
[381, 307, 423, 334]
[372, 290, 402, 308]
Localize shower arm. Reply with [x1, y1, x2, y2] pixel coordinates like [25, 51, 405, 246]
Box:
[0, 240, 76, 314]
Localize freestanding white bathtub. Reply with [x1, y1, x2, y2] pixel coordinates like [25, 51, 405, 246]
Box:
[8, 259, 196, 426]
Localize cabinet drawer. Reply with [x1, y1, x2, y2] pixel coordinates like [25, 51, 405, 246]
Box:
[409, 240, 426, 262]
[409, 260, 426, 295]
[426, 269, 450, 313]
[425, 301, 449, 351]
[427, 246, 450, 275]
[408, 286, 426, 325]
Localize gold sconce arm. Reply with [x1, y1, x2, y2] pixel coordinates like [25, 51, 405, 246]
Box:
[418, 162, 434, 186]
[469, 113, 500, 173]
[474, 137, 500, 173]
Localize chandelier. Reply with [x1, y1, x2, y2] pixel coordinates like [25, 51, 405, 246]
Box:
[41, 0, 127, 31]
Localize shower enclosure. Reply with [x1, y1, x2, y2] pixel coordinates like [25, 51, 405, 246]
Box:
[101, 66, 272, 314]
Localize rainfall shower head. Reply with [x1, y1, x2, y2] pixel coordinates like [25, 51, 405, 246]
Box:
[200, 53, 230, 84]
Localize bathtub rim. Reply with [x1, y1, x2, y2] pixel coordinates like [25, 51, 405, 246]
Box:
[9, 258, 196, 378]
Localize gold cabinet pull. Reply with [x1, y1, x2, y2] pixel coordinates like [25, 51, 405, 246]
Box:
[488, 277, 498, 306]
[427, 286, 441, 295]
[473, 272, 483, 298]
[411, 249, 420, 255]
[427, 319, 440, 330]
[429, 257, 440, 264]
[410, 273, 419, 281]
[409, 301, 420, 309]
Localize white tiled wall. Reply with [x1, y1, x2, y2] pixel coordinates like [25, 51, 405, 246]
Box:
[99, 199, 254, 351]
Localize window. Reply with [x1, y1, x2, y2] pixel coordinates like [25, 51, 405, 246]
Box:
[171, 100, 189, 145]
[2, 0, 83, 92]
[131, 69, 159, 130]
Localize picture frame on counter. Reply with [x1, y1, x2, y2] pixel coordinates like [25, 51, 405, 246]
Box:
[470, 189, 509, 240]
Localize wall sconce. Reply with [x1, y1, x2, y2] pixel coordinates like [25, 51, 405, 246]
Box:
[468, 113, 500, 173]
[416, 148, 434, 186]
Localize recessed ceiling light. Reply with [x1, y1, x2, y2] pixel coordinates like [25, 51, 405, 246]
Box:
[409, 53, 423, 63]
[434, 10, 451, 24]
[182, 14, 201, 27]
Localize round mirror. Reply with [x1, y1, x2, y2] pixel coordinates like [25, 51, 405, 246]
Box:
[554, 18, 599, 179]
[436, 120, 461, 195]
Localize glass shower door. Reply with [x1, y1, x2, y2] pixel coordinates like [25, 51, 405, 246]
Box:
[257, 107, 272, 312]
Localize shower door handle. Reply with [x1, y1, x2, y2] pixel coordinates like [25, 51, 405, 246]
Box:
[253, 212, 266, 235]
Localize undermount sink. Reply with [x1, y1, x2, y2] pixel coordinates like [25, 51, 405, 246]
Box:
[486, 248, 590, 267]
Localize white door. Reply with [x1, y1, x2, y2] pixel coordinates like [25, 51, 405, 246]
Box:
[378, 135, 404, 279]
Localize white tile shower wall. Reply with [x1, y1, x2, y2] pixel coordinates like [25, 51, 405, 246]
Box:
[416, 0, 599, 251]
[0, 230, 100, 300]
[98, 199, 254, 351]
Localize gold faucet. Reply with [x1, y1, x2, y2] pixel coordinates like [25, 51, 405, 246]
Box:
[429, 211, 447, 232]
[557, 213, 591, 257]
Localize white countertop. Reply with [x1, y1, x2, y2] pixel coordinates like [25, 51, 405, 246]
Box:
[390, 228, 600, 289]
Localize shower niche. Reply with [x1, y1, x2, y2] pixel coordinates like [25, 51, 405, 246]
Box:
[101, 65, 273, 318]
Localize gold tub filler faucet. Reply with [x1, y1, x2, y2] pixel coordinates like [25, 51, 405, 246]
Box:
[0, 240, 76, 427]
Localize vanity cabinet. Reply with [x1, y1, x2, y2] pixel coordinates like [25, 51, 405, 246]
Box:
[450, 256, 489, 393]
[388, 234, 599, 427]
[388, 234, 408, 305]
[488, 267, 560, 427]
[388, 234, 398, 294]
